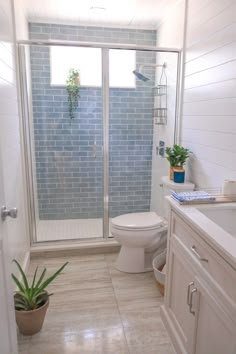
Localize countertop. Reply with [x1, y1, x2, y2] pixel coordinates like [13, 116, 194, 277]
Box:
[166, 196, 236, 270]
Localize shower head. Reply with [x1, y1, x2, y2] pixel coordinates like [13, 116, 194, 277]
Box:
[132, 70, 150, 82]
[132, 63, 167, 82]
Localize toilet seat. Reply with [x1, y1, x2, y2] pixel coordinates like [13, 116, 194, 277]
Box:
[111, 212, 165, 231]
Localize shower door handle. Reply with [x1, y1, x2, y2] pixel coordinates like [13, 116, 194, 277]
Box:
[93, 141, 97, 160]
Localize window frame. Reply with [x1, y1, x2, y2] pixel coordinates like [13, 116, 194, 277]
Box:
[49, 46, 136, 89]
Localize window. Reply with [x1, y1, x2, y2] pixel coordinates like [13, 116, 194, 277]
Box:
[50, 46, 136, 88]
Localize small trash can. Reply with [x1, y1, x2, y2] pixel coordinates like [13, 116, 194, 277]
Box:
[152, 250, 167, 296]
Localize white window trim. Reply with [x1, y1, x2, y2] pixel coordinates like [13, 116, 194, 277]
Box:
[49, 47, 137, 89]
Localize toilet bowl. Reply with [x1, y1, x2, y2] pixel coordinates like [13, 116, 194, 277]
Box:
[111, 176, 195, 273]
[111, 212, 168, 273]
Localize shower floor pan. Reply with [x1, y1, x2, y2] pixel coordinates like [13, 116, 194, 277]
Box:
[36, 218, 112, 242]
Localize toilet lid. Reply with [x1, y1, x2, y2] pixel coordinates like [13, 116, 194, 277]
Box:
[111, 212, 165, 231]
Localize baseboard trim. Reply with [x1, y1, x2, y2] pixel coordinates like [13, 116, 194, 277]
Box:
[30, 240, 120, 259]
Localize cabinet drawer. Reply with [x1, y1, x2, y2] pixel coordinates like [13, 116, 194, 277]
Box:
[171, 211, 236, 306]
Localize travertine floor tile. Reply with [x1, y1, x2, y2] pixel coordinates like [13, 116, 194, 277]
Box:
[38, 309, 122, 333]
[129, 342, 177, 354]
[28, 327, 129, 354]
[17, 334, 31, 354]
[124, 321, 172, 348]
[18, 252, 174, 354]
[120, 307, 162, 328]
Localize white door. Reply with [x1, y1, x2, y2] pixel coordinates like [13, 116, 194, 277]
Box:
[0, 155, 18, 353]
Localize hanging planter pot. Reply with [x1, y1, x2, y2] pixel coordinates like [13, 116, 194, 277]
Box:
[66, 68, 80, 119]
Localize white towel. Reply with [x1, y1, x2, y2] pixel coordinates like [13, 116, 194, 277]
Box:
[171, 191, 215, 202]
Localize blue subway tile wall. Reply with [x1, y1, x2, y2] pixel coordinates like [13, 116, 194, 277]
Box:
[29, 23, 156, 220]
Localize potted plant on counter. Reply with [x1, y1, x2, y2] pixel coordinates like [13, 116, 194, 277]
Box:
[165, 144, 191, 181]
[66, 68, 80, 119]
[12, 259, 68, 335]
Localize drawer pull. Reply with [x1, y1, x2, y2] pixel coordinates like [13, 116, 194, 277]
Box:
[189, 288, 197, 315]
[191, 245, 208, 263]
[187, 281, 194, 305]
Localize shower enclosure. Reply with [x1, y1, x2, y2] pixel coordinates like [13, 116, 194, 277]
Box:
[18, 40, 180, 244]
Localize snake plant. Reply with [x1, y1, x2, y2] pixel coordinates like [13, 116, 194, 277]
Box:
[12, 259, 68, 311]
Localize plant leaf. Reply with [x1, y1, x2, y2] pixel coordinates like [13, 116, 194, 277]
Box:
[34, 262, 68, 296]
[30, 266, 38, 299]
[11, 274, 25, 294]
[34, 267, 46, 289]
[31, 266, 38, 289]
[15, 303, 28, 310]
[12, 259, 29, 294]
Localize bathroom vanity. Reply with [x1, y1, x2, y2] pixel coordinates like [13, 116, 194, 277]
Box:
[161, 198, 236, 354]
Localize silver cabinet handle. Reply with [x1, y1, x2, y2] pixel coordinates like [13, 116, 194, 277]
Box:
[1, 206, 18, 221]
[189, 288, 197, 315]
[191, 245, 208, 263]
[187, 281, 194, 305]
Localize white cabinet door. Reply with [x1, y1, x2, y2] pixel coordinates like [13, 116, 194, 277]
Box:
[194, 277, 236, 354]
[165, 235, 197, 354]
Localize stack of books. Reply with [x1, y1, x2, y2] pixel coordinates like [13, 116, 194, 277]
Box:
[171, 191, 216, 204]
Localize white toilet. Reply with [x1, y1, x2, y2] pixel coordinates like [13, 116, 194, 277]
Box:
[111, 176, 195, 273]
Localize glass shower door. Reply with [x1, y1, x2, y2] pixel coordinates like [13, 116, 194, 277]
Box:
[24, 44, 104, 242]
[108, 49, 155, 232]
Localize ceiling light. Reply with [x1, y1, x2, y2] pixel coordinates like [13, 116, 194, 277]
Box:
[89, 6, 106, 14]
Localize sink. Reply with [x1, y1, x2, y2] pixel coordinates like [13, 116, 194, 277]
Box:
[197, 206, 236, 237]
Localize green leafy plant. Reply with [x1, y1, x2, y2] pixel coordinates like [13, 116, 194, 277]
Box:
[66, 68, 80, 119]
[12, 259, 68, 311]
[165, 144, 191, 167]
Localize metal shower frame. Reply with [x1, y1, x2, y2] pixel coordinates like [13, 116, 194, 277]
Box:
[17, 39, 182, 244]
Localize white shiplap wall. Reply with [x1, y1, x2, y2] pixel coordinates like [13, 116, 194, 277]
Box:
[0, 0, 30, 267]
[150, 0, 185, 215]
[182, 0, 236, 188]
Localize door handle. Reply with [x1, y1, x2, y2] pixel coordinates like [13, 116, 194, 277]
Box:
[189, 288, 197, 315]
[1, 206, 18, 221]
[187, 281, 194, 305]
[191, 245, 208, 263]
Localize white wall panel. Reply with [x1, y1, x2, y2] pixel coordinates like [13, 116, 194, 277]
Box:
[183, 97, 236, 116]
[185, 60, 236, 89]
[186, 17, 236, 63]
[181, 128, 236, 153]
[182, 141, 236, 171]
[181, 0, 236, 188]
[150, 0, 185, 214]
[184, 79, 236, 102]
[185, 41, 236, 76]
[182, 115, 236, 134]
[186, 0, 236, 47]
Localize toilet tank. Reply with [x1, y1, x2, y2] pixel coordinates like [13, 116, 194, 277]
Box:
[161, 176, 195, 219]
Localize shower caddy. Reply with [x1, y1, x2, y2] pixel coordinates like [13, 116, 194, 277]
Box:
[153, 64, 167, 125]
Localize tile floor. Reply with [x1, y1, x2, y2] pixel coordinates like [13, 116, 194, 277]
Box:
[18, 253, 176, 354]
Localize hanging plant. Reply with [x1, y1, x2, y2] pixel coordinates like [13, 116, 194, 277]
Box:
[66, 68, 80, 119]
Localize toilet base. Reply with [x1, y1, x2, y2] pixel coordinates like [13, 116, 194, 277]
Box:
[116, 246, 150, 273]
[115, 234, 167, 273]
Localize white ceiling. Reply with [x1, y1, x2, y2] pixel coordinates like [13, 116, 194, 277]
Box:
[21, 0, 179, 29]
